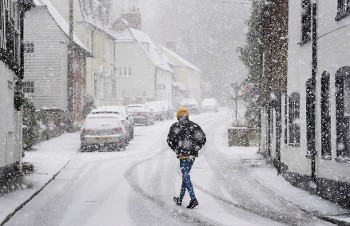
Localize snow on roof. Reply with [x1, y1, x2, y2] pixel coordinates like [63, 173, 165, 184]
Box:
[33, 0, 91, 56]
[77, 0, 115, 40]
[161, 47, 201, 72]
[115, 28, 135, 42]
[116, 28, 173, 73]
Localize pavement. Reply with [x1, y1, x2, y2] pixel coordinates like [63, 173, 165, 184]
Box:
[0, 132, 350, 226]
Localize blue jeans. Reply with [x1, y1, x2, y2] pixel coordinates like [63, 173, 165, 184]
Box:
[179, 158, 196, 200]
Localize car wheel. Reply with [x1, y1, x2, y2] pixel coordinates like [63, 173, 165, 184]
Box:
[118, 144, 126, 151]
[80, 146, 86, 152]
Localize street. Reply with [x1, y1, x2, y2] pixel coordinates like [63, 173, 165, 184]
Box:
[4, 110, 339, 226]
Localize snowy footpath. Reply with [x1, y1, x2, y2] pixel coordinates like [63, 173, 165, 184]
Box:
[0, 110, 350, 225]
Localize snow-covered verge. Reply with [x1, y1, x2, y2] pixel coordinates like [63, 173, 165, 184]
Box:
[213, 123, 350, 224]
[0, 133, 80, 224]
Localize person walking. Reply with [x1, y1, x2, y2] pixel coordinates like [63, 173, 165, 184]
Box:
[167, 108, 206, 209]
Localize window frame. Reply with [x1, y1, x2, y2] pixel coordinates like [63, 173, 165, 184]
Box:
[23, 41, 34, 53]
[288, 92, 301, 146]
[23, 81, 34, 94]
[336, 0, 350, 21]
[335, 67, 350, 159]
[301, 0, 311, 44]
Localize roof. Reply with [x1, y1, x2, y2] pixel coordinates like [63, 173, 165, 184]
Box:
[77, 0, 116, 40]
[33, 0, 92, 57]
[161, 47, 201, 72]
[115, 28, 173, 73]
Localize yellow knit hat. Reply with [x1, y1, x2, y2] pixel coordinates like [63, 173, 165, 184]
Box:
[176, 108, 189, 120]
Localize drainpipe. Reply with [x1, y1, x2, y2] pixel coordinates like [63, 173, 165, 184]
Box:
[311, 0, 318, 183]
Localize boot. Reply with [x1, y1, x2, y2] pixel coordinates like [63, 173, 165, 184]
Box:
[186, 198, 198, 209]
[173, 196, 182, 206]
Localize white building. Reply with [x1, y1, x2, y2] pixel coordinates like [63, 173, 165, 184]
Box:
[114, 26, 174, 104]
[0, 0, 33, 176]
[49, 0, 117, 107]
[161, 47, 202, 107]
[261, 0, 350, 208]
[23, 0, 91, 127]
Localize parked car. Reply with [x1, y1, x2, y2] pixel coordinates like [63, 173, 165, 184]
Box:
[201, 98, 219, 112]
[179, 99, 200, 114]
[127, 104, 155, 126]
[159, 101, 174, 120]
[144, 101, 166, 121]
[80, 114, 127, 152]
[90, 106, 134, 142]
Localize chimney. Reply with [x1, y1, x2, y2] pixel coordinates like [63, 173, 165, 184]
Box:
[122, 7, 142, 30]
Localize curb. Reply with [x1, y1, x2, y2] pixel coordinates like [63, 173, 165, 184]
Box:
[0, 161, 70, 226]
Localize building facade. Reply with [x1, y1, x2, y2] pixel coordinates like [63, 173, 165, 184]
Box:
[23, 0, 91, 129]
[0, 0, 33, 176]
[114, 27, 173, 105]
[161, 47, 202, 108]
[260, 0, 350, 208]
[49, 0, 116, 108]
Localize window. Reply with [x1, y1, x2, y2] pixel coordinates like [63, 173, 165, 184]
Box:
[123, 67, 127, 76]
[336, 0, 350, 20]
[289, 92, 300, 145]
[321, 72, 331, 159]
[0, 1, 21, 68]
[23, 42, 34, 53]
[301, 0, 311, 43]
[284, 94, 288, 144]
[119, 67, 132, 77]
[335, 67, 350, 159]
[23, 81, 34, 93]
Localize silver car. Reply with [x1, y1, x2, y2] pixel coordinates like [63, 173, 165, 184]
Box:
[90, 106, 134, 142]
[80, 114, 127, 151]
[127, 104, 155, 126]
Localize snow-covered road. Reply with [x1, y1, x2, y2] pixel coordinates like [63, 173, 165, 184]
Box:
[4, 110, 340, 225]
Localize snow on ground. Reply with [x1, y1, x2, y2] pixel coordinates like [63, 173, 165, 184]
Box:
[1, 108, 349, 225]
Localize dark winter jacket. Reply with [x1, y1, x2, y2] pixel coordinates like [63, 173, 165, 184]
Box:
[167, 117, 206, 158]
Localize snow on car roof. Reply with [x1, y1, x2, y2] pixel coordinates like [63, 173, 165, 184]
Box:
[181, 99, 198, 104]
[202, 98, 217, 104]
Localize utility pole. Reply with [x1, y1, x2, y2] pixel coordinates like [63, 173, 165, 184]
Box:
[67, 0, 74, 132]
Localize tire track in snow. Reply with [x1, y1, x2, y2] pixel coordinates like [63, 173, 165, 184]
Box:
[196, 112, 333, 226]
[124, 119, 220, 226]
